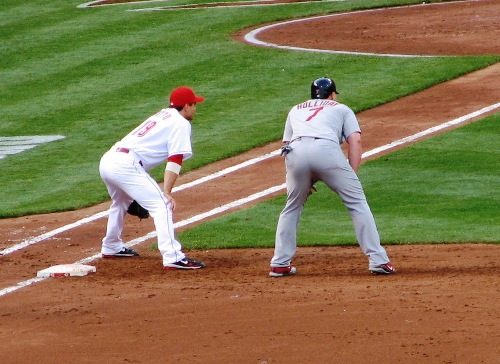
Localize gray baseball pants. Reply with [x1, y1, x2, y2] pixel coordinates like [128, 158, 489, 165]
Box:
[271, 137, 390, 269]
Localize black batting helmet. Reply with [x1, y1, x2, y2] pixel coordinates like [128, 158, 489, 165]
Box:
[311, 77, 339, 99]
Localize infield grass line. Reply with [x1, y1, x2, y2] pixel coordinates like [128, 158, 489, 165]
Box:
[1, 104, 497, 298]
[78, 0, 171, 9]
[129, 0, 345, 12]
[1, 104, 497, 258]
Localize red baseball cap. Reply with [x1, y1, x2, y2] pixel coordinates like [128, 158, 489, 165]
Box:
[169, 86, 205, 108]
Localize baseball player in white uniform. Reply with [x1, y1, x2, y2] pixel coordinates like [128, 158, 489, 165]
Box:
[99, 86, 206, 270]
[269, 77, 395, 277]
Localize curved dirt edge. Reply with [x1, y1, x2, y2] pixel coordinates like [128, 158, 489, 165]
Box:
[82, 0, 335, 9]
[235, 0, 500, 56]
[1, 3, 499, 363]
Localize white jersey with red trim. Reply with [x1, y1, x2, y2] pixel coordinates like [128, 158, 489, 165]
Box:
[283, 99, 360, 144]
[113, 108, 192, 171]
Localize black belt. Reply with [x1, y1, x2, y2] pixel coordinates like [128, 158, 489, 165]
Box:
[291, 137, 323, 143]
[116, 148, 143, 166]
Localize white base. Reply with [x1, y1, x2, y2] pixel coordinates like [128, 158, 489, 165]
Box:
[37, 264, 96, 278]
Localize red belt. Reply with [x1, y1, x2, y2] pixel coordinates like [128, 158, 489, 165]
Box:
[116, 148, 143, 166]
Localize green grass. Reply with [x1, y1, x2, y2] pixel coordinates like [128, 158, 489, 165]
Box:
[177, 114, 500, 248]
[0, 0, 499, 221]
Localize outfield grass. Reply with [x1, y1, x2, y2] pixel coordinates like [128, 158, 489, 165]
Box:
[1, 0, 499, 223]
[177, 114, 500, 249]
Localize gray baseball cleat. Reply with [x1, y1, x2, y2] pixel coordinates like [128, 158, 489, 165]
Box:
[369, 262, 395, 274]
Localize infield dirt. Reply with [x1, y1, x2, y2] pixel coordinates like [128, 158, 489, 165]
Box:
[0, 1, 499, 363]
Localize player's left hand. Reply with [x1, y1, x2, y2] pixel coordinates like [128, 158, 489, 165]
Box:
[127, 200, 150, 219]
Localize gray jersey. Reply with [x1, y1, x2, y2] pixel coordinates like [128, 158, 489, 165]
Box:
[271, 97, 391, 273]
[283, 99, 361, 144]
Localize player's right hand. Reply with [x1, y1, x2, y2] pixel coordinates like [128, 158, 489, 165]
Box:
[164, 193, 176, 212]
[308, 185, 317, 197]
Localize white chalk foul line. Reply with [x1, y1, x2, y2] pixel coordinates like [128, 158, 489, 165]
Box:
[0, 211, 109, 256]
[175, 149, 281, 192]
[1, 103, 497, 297]
[0, 185, 285, 297]
[174, 184, 286, 228]
[363, 103, 500, 158]
[0, 149, 280, 257]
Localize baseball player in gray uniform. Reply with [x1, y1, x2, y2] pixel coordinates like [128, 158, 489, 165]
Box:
[269, 77, 395, 277]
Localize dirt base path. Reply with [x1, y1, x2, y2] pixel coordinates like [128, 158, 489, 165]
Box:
[1, 1, 499, 363]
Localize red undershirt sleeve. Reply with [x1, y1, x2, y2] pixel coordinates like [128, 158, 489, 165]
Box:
[167, 154, 183, 165]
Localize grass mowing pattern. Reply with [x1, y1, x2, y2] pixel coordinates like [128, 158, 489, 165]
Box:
[0, 0, 499, 217]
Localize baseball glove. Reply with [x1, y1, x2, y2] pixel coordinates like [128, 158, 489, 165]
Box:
[127, 200, 150, 219]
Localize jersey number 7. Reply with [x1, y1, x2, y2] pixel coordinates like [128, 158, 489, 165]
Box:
[306, 107, 324, 122]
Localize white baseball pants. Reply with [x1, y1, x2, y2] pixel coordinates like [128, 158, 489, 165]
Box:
[99, 150, 185, 265]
